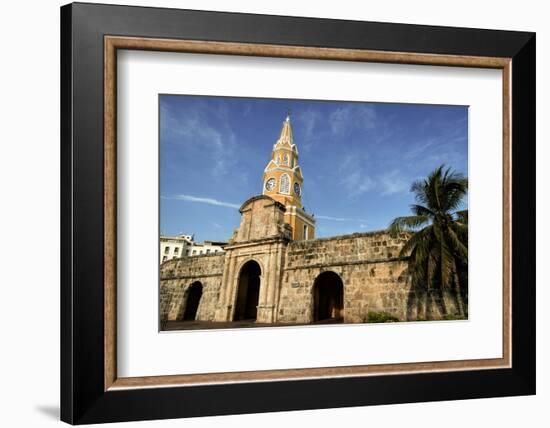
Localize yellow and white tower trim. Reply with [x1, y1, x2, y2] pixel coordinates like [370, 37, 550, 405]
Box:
[262, 114, 316, 240]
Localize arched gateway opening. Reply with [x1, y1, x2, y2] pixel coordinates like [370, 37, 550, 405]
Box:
[313, 271, 344, 323]
[234, 261, 261, 321]
[183, 282, 202, 321]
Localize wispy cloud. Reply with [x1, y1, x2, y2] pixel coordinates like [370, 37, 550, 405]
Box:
[338, 154, 412, 197]
[160, 101, 237, 177]
[296, 108, 322, 148]
[343, 171, 376, 196]
[404, 138, 438, 160]
[329, 105, 377, 136]
[316, 215, 368, 223]
[403, 134, 467, 173]
[379, 170, 410, 195]
[162, 194, 240, 209]
[339, 153, 375, 197]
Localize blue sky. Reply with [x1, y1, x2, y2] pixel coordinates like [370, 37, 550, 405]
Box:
[160, 95, 468, 241]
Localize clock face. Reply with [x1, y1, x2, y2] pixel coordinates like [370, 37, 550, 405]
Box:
[265, 178, 276, 191]
[294, 182, 301, 196]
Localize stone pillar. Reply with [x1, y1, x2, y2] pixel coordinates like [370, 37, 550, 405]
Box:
[227, 258, 242, 321]
[214, 253, 236, 321]
[270, 242, 285, 322]
[256, 251, 273, 323]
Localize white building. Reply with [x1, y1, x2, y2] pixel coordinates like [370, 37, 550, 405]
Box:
[160, 235, 227, 263]
[160, 234, 193, 263]
[189, 240, 227, 256]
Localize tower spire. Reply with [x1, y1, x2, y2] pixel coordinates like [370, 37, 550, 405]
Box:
[261, 114, 315, 240]
[278, 111, 294, 144]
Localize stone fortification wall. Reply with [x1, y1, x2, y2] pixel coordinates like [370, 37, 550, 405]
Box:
[160, 253, 225, 321]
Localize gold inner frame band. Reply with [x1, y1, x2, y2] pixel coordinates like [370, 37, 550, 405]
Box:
[104, 36, 512, 391]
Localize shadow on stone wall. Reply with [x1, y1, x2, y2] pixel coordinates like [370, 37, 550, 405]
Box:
[405, 275, 468, 321]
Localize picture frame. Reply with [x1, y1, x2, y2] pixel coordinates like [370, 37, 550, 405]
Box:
[60, 2, 535, 424]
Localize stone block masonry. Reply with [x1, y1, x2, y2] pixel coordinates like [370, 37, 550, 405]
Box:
[159, 195, 464, 326]
[277, 231, 412, 323]
[160, 253, 225, 321]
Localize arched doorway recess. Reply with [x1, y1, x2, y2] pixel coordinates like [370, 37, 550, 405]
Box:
[183, 282, 203, 321]
[313, 271, 344, 323]
[234, 261, 261, 321]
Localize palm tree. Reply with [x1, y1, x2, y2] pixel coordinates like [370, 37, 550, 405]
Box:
[389, 165, 468, 318]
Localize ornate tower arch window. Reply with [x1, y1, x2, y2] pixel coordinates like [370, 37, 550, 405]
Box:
[283, 153, 289, 165]
[280, 174, 290, 194]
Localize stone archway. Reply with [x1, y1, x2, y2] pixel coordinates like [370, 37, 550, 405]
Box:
[183, 282, 203, 321]
[313, 271, 344, 323]
[234, 260, 261, 321]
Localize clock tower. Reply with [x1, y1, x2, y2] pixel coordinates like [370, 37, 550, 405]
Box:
[262, 114, 315, 240]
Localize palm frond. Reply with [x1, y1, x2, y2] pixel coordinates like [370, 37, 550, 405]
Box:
[399, 225, 433, 257]
[455, 210, 468, 225]
[389, 215, 430, 234]
[446, 225, 468, 262]
[442, 182, 468, 212]
[410, 204, 435, 218]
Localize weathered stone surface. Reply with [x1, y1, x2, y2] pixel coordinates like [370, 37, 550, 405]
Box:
[232, 195, 291, 243]
[160, 253, 224, 321]
[277, 231, 411, 323]
[160, 195, 465, 325]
